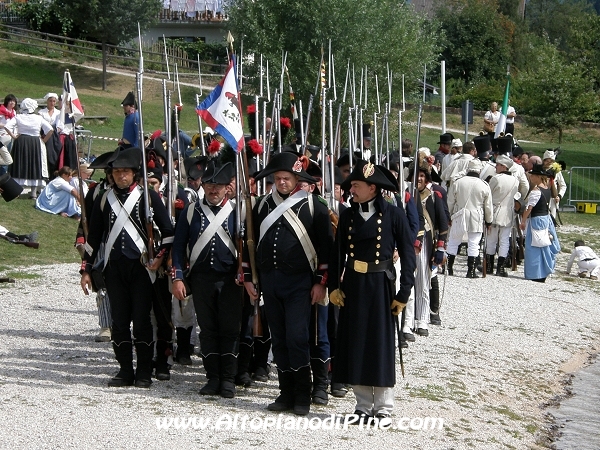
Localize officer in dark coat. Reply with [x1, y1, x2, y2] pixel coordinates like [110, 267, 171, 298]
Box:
[171, 161, 242, 398]
[244, 152, 333, 416]
[80, 147, 174, 388]
[329, 160, 416, 422]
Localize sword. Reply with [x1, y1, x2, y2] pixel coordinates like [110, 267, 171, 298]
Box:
[395, 315, 405, 378]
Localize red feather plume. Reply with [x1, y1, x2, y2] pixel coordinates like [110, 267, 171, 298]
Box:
[280, 117, 291, 129]
[150, 129, 162, 140]
[247, 139, 263, 156]
[208, 139, 221, 155]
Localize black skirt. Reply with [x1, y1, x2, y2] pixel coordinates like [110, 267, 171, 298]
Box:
[9, 134, 44, 185]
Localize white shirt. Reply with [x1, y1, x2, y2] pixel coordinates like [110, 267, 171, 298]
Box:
[5, 113, 53, 136]
[567, 246, 599, 273]
[38, 108, 62, 128]
[506, 106, 516, 124]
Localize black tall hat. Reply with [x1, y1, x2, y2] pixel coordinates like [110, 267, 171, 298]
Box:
[362, 122, 372, 140]
[201, 161, 235, 185]
[0, 173, 23, 202]
[109, 146, 142, 170]
[496, 135, 513, 155]
[272, 117, 292, 150]
[184, 156, 208, 175]
[254, 152, 316, 184]
[121, 91, 136, 107]
[89, 150, 117, 170]
[473, 134, 491, 158]
[341, 160, 398, 193]
[294, 115, 307, 141]
[437, 132, 454, 145]
[151, 137, 168, 162]
[247, 104, 258, 139]
[333, 166, 345, 185]
[336, 150, 364, 168]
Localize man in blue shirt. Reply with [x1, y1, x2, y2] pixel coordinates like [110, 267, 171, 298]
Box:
[120, 92, 139, 149]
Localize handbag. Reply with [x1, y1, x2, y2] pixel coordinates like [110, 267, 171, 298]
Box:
[531, 227, 551, 247]
[483, 121, 494, 133]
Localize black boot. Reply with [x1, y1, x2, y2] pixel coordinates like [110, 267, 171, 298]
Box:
[175, 327, 193, 365]
[486, 254, 495, 275]
[108, 341, 134, 387]
[134, 341, 154, 388]
[466, 256, 479, 278]
[496, 257, 508, 277]
[293, 366, 312, 415]
[200, 354, 221, 395]
[267, 369, 295, 412]
[220, 354, 238, 399]
[447, 254, 455, 276]
[154, 340, 172, 381]
[235, 342, 255, 387]
[310, 359, 329, 405]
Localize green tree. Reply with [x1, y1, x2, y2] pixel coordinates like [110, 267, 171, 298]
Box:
[434, 0, 514, 86]
[55, 0, 162, 89]
[516, 39, 597, 142]
[227, 0, 441, 115]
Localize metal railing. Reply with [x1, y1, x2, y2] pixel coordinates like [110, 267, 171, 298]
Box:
[567, 166, 600, 206]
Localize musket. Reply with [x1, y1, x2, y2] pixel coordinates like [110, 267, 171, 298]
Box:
[511, 217, 518, 271]
[163, 81, 174, 220]
[482, 224, 488, 278]
[136, 27, 154, 263]
[412, 104, 423, 202]
[240, 149, 262, 337]
[304, 50, 324, 147]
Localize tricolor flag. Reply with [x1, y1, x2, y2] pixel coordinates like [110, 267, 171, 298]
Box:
[494, 75, 510, 139]
[196, 57, 245, 152]
[61, 70, 84, 124]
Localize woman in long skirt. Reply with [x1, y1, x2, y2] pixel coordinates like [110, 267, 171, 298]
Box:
[5, 98, 54, 198]
[35, 166, 81, 217]
[520, 164, 561, 282]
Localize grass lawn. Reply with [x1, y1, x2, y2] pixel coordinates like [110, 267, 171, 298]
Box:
[1, 47, 599, 272]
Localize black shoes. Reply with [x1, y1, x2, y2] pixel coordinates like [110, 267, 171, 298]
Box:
[220, 380, 236, 398]
[107, 375, 134, 387]
[403, 332, 415, 342]
[200, 378, 221, 396]
[430, 313, 442, 326]
[235, 372, 255, 388]
[252, 366, 270, 382]
[267, 395, 294, 412]
[330, 382, 348, 398]
[134, 378, 152, 388]
[416, 328, 429, 337]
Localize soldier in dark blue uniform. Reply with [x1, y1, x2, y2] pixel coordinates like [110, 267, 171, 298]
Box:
[80, 147, 174, 388]
[329, 160, 416, 422]
[244, 152, 333, 416]
[171, 161, 243, 398]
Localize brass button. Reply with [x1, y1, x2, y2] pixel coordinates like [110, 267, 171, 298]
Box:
[377, 219, 382, 224]
[378, 228, 382, 232]
[375, 260, 379, 264]
[349, 227, 352, 230]
[376, 244, 381, 248]
[376, 252, 380, 256]
[379, 213, 383, 216]
[350, 253, 354, 257]
[377, 236, 381, 240]
[348, 235, 352, 240]
[350, 244, 354, 248]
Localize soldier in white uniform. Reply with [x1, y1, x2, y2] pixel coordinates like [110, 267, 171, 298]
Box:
[446, 159, 494, 278]
[485, 155, 519, 277]
[542, 149, 566, 222]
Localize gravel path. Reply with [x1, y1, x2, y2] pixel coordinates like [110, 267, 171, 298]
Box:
[0, 248, 598, 449]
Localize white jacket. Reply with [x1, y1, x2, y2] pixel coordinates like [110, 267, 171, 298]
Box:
[489, 172, 519, 227]
[447, 174, 493, 233]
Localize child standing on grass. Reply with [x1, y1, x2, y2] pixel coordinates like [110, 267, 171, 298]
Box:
[566, 240, 600, 280]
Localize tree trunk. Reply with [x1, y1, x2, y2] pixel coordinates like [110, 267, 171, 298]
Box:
[558, 127, 563, 144]
[102, 41, 107, 91]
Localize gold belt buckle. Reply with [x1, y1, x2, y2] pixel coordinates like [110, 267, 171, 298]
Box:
[353, 260, 368, 273]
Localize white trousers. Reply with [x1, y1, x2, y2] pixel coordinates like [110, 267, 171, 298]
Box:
[352, 385, 394, 416]
[486, 225, 511, 257]
[578, 259, 600, 278]
[447, 231, 482, 257]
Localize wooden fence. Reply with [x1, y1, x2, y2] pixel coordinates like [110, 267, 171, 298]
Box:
[0, 24, 226, 79]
